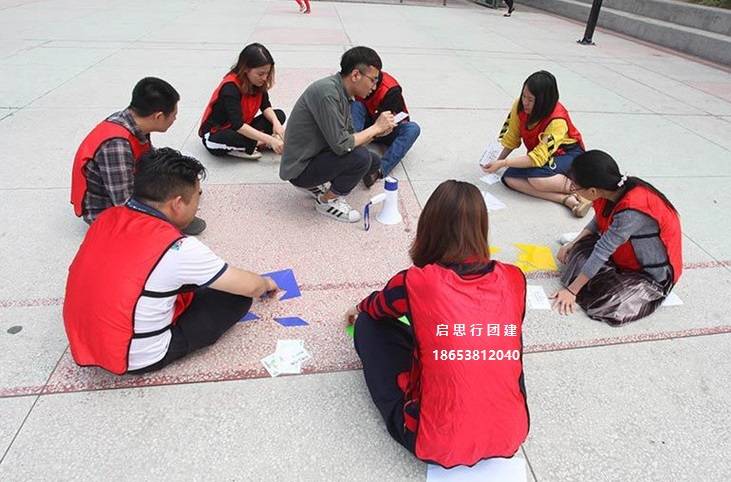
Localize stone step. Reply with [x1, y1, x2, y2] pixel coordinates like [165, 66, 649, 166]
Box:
[518, 0, 731, 66]
[572, 0, 731, 36]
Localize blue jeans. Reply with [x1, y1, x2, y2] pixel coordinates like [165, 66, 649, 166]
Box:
[351, 101, 421, 176]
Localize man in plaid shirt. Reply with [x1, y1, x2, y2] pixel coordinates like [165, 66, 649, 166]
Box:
[72, 77, 206, 235]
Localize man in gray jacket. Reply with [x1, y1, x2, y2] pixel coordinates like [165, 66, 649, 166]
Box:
[279, 47, 395, 223]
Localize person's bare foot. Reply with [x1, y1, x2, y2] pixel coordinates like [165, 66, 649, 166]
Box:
[562, 194, 591, 218]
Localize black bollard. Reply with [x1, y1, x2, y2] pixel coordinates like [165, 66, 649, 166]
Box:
[577, 0, 604, 45]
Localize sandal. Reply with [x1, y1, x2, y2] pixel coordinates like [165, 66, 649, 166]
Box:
[562, 194, 592, 218]
[572, 195, 593, 218]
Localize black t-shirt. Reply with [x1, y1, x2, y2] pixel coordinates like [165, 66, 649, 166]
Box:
[203, 82, 271, 132]
[369, 86, 406, 118]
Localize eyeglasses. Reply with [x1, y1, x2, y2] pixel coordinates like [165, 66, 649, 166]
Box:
[359, 71, 379, 84]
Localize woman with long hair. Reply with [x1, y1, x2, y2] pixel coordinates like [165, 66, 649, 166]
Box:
[346, 180, 529, 468]
[553, 150, 683, 325]
[199, 43, 286, 160]
[483, 70, 591, 217]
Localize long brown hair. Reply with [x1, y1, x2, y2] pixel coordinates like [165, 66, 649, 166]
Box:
[410, 180, 490, 268]
[230, 43, 275, 94]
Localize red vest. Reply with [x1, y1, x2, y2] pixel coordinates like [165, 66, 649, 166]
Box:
[199, 73, 263, 136]
[594, 186, 683, 284]
[518, 101, 584, 154]
[70, 121, 150, 217]
[402, 262, 529, 468]
[63, 205, 194, 375]
[357, 71, 407, 118]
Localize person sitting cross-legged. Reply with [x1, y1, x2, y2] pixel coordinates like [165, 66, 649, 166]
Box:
[63, 148, 279, 375]
[71, 77, 206, 235]
[199, 43, 287, 160]
[351, 70, 420, 187]
[346, 180, 529, 467]
[552, 150, 683, 325]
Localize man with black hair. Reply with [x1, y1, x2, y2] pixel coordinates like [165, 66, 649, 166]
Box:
[64, 148, 279, 375]
[280, 46, 396, 223]
[71, 77, 207, 234]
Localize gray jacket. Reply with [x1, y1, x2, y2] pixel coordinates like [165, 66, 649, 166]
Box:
[279, 74, 356, 181]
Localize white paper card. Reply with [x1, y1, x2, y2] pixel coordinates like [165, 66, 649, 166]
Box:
[393, 111, 409, 123]
[479, 141, 503, 167]
[661, 292, 683, 307]
[482, 191, 507, 211]
[427, 457, 527, 482]
[262, 340, 312, 376]
[480, 173, 502, 185]
[261, 353, 285, 377]
[526, 285, 552, 310]
[557, 232, 581, 245]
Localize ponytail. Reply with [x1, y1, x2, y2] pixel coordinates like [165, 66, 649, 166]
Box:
[569, 150, 677, 214]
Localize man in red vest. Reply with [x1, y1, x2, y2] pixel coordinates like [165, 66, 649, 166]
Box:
[352, 70, 420, 187]
[64, 148, 278, 375]
[70, 77, 206, 235]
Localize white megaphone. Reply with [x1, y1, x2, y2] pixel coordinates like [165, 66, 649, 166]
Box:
[363, 176, 402, 230]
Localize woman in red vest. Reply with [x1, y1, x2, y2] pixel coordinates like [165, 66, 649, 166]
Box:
[199, 43, 286, 160]
[553, 150, 683, 325]
[346, 180, 529, 468]
[482, 70, 592, 217]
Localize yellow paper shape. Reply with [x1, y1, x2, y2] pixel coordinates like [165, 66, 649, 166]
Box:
[489, 246, 502, 256]
[513, 243, 558, 272]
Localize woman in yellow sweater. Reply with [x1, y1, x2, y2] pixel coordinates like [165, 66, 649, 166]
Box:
[483, 71, 591, 217]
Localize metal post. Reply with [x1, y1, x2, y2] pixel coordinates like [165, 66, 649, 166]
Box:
[577, 0, 603, 45]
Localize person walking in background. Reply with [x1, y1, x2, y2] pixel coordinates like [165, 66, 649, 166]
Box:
[503, 0, 515, 17]
[295, 0, 311, 14]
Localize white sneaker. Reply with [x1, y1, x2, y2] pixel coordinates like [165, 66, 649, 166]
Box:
[227, 149, 262, 160]
[297, 184, 328, 199]
[315, 195, 361, 223]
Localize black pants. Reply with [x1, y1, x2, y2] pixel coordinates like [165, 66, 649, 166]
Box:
[129, 288, 252, 374]
[202, 109, 286, 156]
[289, 146, 379, 196]
[353, 312, 417, 453]
[504, 0, 514, 9]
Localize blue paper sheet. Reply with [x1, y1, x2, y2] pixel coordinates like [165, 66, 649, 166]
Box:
[262, 268, 302, 301]
[239, 312, 259, 322]
[275, 316, 309, 327]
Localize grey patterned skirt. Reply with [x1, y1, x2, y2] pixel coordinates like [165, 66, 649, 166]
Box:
[561, 235, 673, 325]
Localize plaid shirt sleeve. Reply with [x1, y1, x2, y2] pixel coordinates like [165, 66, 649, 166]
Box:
[95, 138, 136, 206]
[357, 269, 410, 321]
